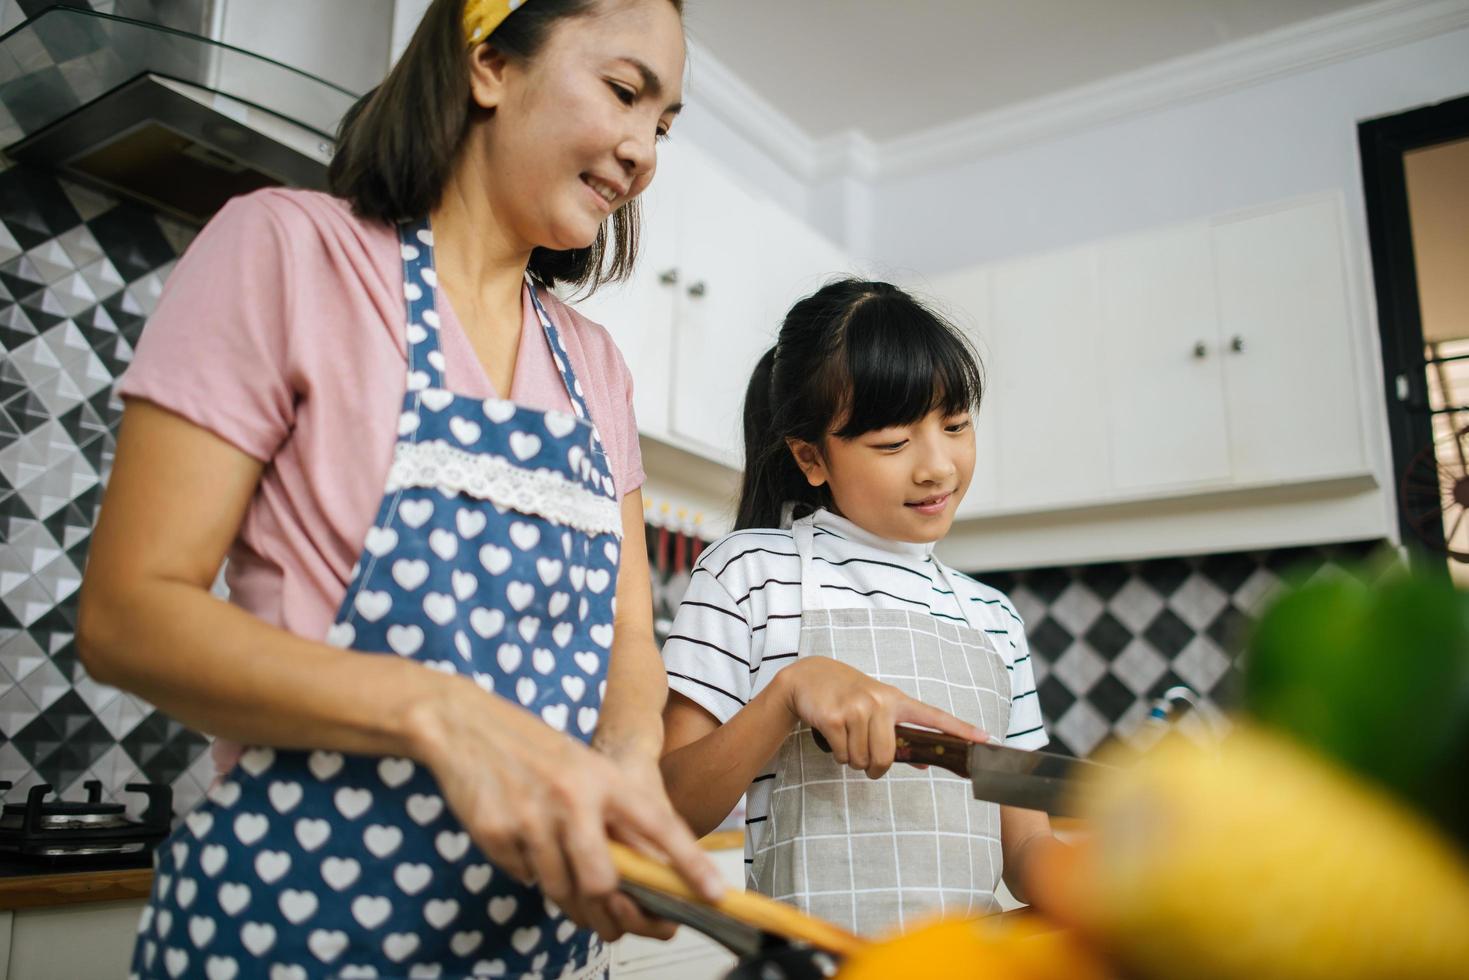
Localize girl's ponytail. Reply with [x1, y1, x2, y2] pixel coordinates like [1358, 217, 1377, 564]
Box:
[735, 346, 817, 529]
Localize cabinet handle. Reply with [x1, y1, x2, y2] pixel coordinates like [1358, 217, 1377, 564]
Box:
[686, 281, 707, 299]
[658, 268, 679, 286]
[1230, 335, 1245, 353]
[1193, 341, 1208, 359]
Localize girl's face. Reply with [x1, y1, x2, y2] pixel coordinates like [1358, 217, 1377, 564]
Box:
[467, 0, 685, 252]
[790, 409, 977, 544]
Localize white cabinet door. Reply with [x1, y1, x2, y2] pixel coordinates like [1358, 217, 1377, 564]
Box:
[926, 267, 1001, 517]
[1213, 197, 1366, 483]
[666, 149, 776, 466]
[991, 246, 1111, 510]
[563, 149, 684, 439]
[1098, 223, 1231, 491]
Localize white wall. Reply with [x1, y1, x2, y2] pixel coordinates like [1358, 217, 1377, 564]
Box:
[870, 27, 1469, 274]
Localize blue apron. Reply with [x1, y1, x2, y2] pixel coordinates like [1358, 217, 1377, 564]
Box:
[132, 219, 624, 980]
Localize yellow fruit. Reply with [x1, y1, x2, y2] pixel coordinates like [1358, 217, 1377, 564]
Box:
[835, 914, 1112, 980]
[1072, 722, 1469, 980]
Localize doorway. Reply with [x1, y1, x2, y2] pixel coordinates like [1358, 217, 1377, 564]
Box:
[1360, 94, 1469, 578]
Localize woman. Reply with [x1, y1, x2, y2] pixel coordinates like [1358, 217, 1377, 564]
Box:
[77, 0, 720, 976]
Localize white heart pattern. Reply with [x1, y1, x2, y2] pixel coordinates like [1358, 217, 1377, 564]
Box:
[353, 895, 392, 929]
[391, 558, 429, 591]
[435, 830, 471, 862]
[470, 607, 504, 639]
[509, 522, 540, 551]
[334, 787, 373, 821]
[365, 824, 404, 859]
[450, 416, 481, 444]
[394, 862, 433, 896]
[218, 883, 250, 916]
[456, 509, 487, 539]
[294, 818, 330, 852]
[483, 399, 516, 423]
[321, 857, 361, 892]
[479, 544, 512, 576]
[543, 410, 576, 438]
[378, 757, 415, 788]
[495, 642, 522, 673]
[241, 921, 277, 956]
[308, 929, 348, 963]
[407, 793, 444, 826]
[308, 751, 344, 781]
[429, 529, 459, 561]
[387, 623, 424, 656]
[365, 526, 398, 556]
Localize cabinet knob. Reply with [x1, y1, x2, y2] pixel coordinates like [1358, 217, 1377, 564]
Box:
[686, 281, 707, 299]
[1230, 335, 1245, 353]
[658, 268, 679, 286]
[1193, 341, 1208, 359]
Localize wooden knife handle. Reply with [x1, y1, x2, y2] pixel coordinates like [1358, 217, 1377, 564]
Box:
[609, 842, 866, 958]
[811, 725, 974, 779]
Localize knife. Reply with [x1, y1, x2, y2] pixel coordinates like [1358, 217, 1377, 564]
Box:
[810, 724, 1113, 817]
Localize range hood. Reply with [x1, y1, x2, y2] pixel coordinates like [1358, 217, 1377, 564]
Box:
[0, 1, 388, 224]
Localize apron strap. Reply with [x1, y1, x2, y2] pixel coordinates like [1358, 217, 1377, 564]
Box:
[398, 218, 446, 393]
[790, 515, 827, 613]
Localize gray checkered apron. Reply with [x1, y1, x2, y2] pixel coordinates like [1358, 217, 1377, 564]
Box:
[748, 515, 1012, 937]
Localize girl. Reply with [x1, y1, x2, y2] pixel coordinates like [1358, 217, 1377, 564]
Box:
[660, 279, 1063, 937]
[77, 0, 722, 976]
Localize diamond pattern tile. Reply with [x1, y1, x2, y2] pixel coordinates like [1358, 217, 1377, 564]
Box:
[966, 539, 1382, 755]
[0, 163, 210, 816]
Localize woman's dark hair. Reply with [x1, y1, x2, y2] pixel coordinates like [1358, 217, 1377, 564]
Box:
[736, 279, 985, 530]
[328, 0, 682, 291]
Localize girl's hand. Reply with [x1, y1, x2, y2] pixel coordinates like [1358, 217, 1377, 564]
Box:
[410, 678, 724, 941]
[776, 657, 988, 779]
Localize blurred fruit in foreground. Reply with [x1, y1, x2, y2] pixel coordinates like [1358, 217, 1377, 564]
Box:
[834, 913, 1112, 980]
[1242, 567, 1469, 849]
[1062, 724, 1469, 980]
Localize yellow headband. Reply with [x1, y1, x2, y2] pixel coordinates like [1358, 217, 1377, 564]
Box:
[463, 0, 528, 46]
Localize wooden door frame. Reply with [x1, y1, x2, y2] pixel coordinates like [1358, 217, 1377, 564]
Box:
[1359, 93, 1469, 563]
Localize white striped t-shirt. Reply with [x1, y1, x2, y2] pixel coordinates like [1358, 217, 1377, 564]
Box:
[662, 509, 1047, 868]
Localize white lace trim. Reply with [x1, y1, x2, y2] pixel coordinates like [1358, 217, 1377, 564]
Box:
[387, 440, 623, 538]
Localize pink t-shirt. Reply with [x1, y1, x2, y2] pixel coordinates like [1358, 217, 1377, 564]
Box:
[121, 188, 645, 649]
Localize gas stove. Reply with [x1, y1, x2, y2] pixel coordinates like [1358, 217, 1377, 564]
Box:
[0, 780, 171, 875]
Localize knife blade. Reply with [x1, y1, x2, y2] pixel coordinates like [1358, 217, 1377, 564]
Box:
[810, 724, 1113, 816]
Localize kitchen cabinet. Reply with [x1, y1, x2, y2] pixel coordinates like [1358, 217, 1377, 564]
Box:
[990, 245, 1112, 511]
[1098, 222, 1232, 492]
[569, 142, 850, 469]
[929, 192, 1370, 520]
[1212, 196, 1365, 484]
[0, 899, 143, 980]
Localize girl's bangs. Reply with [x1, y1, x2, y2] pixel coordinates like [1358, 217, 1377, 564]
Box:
[830, 300, 983, 439]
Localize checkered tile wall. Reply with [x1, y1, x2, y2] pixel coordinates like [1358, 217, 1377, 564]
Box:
[979, 541, 1385, 757]
[0, 160, 208, 817]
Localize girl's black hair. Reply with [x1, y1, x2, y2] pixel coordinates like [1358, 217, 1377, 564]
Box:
[736, 279, 984, 530]
[328, 0, 683, 292]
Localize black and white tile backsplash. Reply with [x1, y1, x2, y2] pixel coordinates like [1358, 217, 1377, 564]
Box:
[979, 541, 1383, 757]
[0, 159, 1390, 824]
[0, 160, 205, 816]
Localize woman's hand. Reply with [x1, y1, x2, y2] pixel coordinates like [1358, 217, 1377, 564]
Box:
[410, 677, 723, 941]
[776, 657, 987, 779]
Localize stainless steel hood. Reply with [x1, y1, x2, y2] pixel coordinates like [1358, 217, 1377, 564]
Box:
[0, 1, 390, 224]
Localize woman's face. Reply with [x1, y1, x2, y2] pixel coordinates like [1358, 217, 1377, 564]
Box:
[469, 0, 686, 253]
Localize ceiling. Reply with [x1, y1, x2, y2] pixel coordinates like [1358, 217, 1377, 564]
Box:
[681, 0, 1384, 141]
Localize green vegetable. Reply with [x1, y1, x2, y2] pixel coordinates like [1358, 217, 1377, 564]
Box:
[1242, 565, 1469, 851]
